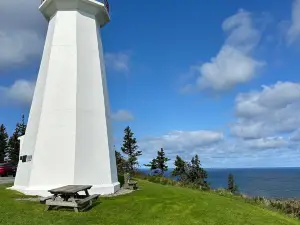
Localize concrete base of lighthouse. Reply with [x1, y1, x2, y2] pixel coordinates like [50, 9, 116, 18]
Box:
[9, 0, 120, 197]
[9, 183, 120, 197]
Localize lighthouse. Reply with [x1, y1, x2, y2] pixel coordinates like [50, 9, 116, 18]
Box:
[9, 0, 120, 197]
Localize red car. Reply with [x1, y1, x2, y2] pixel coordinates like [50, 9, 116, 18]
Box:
[0, 163, 17, 177]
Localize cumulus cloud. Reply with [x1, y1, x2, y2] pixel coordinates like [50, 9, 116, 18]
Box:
[231, 81, 300, 139]
[137, 130, 295, 167]
[143, 130, 223, 149]
[139, 130, 224, 162]
[243, 137, 289, 150]
[104, 52, 130, 72]
[111, 110, 134, 122]
[287, 0, 300, 45]
[222, 10, 261, 52]
[184, 9, 264, 92]
[130, 123, 299, 168]
[0, 0, 46, 67]
[0, 79, 35, 106]
[197, 46, 263, 91]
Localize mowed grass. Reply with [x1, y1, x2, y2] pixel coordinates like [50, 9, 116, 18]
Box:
[0, 180, 299, 225]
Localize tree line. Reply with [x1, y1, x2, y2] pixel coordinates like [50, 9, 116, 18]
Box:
[116, 126, 210, 190]
[0, 118, 238, 193]
[0, 115, 26, 164]
[116, 126, 238, 193]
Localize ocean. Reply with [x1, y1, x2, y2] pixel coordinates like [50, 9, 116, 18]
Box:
[139, 167, 300, 199]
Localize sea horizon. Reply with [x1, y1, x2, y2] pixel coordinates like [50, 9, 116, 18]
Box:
[139, 167, 300, 199]
[140, 167, 300, 170]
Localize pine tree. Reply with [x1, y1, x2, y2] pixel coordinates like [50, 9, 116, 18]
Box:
[186, 155, 209, 189]
[115, 150, 123, 174]
[121, 126, 142, 173]
[228, 173, 238, 193]
[144, 159, 157, 170]
[0, 124, 8, 163]
[144, 148, 170, 175]
[7, 115, 27, 164]
[155, 148, 170, 174]
[115, 149, 129, 174]
[172, 155, 186, 181]
[18, 115, 27, 136]
[7, 128, 20, 164]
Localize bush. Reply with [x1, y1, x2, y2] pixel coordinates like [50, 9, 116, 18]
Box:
[118, 174, 125, 187]
[268, 199, 300, 218]
[214, 188, 233, 197]
[236, 194, 300, 219]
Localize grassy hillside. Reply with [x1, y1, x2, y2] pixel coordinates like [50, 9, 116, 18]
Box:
[0, 180, 299, 225]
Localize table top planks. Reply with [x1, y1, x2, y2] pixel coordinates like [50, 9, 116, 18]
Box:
[49, 185, 92, 194]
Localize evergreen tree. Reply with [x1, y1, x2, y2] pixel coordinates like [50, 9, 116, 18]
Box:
[115, 150, 123, 173]
[227, 173, 238, 193]
[172, 155, 186, 181]
[7, 115, 27, 164]
[155, 148, 170, 174]
[185, 155, 209, 189]
[144, 159, 157, 170]
[115, 149, 129, 174]
[121, 126, 142, 173]
[144, 148, 170, 175]
[18, 115, 27, 136]
[0, 124, 8, 163]
[7, 128, 21, 164]
[172, 155, 209, 189]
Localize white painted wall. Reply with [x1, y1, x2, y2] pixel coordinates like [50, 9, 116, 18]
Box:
[13, 12, 57, 191]
[9, 0, 119, 197]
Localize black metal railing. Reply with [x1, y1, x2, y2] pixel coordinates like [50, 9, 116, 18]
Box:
[40, 0, 109, 13]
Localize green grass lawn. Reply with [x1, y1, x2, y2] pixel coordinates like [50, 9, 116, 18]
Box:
[0, 180, 299, 225]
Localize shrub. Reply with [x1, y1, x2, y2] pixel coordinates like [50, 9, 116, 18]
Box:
[118, 174, 125, 187]
[214, 188, 233, 197]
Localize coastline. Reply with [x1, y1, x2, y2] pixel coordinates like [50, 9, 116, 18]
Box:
[139, 167, 300, 199]
[136, 171, 300, 220]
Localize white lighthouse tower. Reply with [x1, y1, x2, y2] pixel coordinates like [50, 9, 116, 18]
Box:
[9, 0, 120, 197]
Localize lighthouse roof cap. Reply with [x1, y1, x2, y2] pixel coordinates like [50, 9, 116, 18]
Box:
[39, 0, 110, 28]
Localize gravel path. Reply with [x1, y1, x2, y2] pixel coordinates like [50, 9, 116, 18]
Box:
[0, 177, 14, 185]
[101, 188, 134, 197]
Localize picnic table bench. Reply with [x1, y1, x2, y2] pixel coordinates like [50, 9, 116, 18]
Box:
[40, 185, 99, 212]
[123, 173, 138, 190]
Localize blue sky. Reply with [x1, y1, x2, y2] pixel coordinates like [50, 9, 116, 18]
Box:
[1, 0, 300, 168]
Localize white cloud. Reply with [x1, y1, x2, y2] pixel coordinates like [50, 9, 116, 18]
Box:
[222, 10, 261, 53]
[243, 137, 289, 150]
[124, 116, 300, 168]
[231, 81, 300, 139]
[136, 129, 296, 168]
[145, 130, 224, 149]
[287, 0, 300, 45]
[197, 45, 263, 91]
[139, 130, 224, 160]
[105, 52, 130, 72]
[185, 9, 264, 92]
[0, 0, 46, 67]
[111, 110, 134, 122]
[0, 79, 35, 106]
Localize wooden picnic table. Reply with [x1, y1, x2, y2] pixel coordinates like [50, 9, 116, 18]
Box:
[42, 185, 99, 212]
